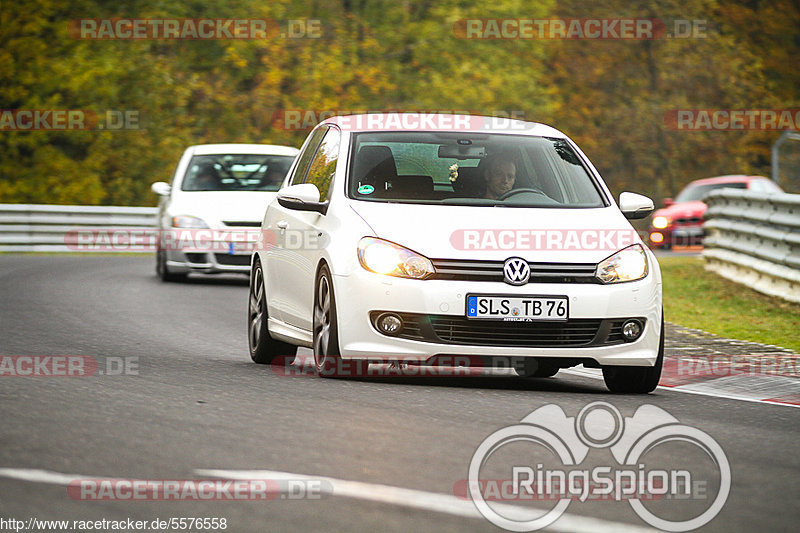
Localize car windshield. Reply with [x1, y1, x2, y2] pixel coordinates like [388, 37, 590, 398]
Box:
[347, 132, 606, 207]
[675, 181, 747, 202]
[181, 154, 295, 191]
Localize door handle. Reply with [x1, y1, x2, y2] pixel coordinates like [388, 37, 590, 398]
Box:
[276, 220, 288, 230]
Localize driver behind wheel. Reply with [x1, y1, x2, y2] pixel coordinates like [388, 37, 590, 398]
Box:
[191, 162, 222, 191]
[481, 155, 516, 199]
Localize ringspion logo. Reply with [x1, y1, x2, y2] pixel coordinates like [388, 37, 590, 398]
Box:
[466, 402, 730, 531]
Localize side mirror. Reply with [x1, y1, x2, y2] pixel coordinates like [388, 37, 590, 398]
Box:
[619, 192, 655, 220]
[663, 197, 674, 208]
[277, 183, 328, 215]
[151, 182, 172, 196]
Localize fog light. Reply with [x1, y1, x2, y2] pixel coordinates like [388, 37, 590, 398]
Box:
[622, 320, 643, 342]
[650, 232, 664, 244]
[377, 313, 403, 335]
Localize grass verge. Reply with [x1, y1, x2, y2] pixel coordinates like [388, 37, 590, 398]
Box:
[659, 255, 800, 352]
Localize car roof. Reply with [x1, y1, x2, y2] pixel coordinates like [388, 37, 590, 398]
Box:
[188, 143, 300, 156]
[687, 174, 768, 186]
[319, 113, 566, 137]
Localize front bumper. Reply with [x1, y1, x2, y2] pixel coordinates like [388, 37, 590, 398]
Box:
[650, 225, 704, 247]
[332, 268, 662, 367]
[165, 249, 252, 274]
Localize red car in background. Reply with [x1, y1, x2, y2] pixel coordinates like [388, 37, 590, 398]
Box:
[649, 175, 782, 249]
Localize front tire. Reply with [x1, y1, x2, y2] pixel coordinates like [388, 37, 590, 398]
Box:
[313, 265, 342, 377]
[602, 317, 664, 393]
[248, 260, 297, 364]
[156, 249, 186, 282]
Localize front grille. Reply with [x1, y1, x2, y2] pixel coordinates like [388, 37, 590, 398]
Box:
[430, 259, 598, 284]
[390, 314, 426, 341]
[370, 312, 639, 348]
[223, 221, 261, 227]
[674, 216, 702, 225]
[215, 254, 251, 266]
[606, 320, 627, 344]
[431, 316, 602, 346]
[185, 252, 209, 264]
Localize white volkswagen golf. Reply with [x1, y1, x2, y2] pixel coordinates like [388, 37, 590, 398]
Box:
[248, 114, 663, 393]
[151, 143, 299, 281]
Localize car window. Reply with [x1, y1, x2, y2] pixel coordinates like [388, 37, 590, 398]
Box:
[675, 181, 747, 202]
[347, 132, 605, 207]
[180, 154, 296, 191]
[289, 127, 328, 187]
[305, 127, 341, 202]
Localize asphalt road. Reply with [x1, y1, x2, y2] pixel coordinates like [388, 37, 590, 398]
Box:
[0, 255, 797, 532]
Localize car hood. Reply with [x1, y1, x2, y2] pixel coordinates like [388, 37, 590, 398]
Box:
[168, 191, 276, 226]
[349, 201, 641, 263]
[652, 200, 707, 222]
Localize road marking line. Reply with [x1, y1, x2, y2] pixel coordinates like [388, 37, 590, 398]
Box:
[0, 466, 657, 531]
[195, 468, 659, 533]
[561, 368, 800, 408]
[0, 468, 83, 485]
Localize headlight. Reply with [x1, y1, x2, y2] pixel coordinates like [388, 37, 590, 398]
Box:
[172, 215, 208, 228]
[652, 216, 670, 229]
[357, 237, 434, 279]
[596, 244, 648, 284]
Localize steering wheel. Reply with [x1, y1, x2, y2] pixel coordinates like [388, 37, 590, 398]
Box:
[498, 188, 548, 200]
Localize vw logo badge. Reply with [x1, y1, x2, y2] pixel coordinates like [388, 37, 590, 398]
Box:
[503, 257, 530, 285]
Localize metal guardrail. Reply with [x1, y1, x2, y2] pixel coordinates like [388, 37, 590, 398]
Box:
[0, 203, 157, 252]
[703, 190, 800, 303]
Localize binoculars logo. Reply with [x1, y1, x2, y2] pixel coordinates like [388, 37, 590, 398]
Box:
[468, 401, 730, 531]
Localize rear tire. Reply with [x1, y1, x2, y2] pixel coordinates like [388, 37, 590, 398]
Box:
[313, 265, 342, 377]
[602, 316, 664, 393]
[156, 249, 186, 282]
[248, 260, 297, 364]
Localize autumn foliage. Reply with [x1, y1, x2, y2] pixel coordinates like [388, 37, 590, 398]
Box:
[1, 0, 797, 205]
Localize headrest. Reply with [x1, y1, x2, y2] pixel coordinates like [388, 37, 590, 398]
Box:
[353, 145, 398, 185]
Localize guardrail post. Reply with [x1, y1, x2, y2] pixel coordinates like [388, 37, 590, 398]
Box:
[772, 129, 800, 189]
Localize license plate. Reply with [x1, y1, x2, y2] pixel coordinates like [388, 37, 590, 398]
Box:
[672, 227, 703, 238]
[228, 242, 254, 255]
[466, 295, 568, 321]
